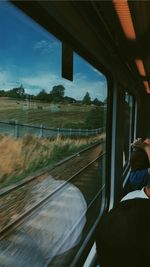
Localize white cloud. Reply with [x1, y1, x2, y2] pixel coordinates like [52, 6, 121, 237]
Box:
[70, 79, 107, 101]
[29, 72, 107, 100]
[64, 71, 107, 101]
[33, 39, 60, 54]
[34, 40, 48, 49]
[21, 73, 57, 87]
[21, 73, 58, 94]
[0, 68, 107, 101]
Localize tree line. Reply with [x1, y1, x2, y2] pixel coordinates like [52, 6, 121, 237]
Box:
[0, 84, 105, 106]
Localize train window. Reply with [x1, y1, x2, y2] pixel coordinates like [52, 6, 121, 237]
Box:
[0, 1, 62, 186]
[123, 92, 134, 167]
[0, 2, 108, 267]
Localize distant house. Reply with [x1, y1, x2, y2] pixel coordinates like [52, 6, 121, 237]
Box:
[63, 96, 76, 103]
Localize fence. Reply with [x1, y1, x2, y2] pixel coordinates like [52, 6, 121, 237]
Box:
[0, 121, 103, 138]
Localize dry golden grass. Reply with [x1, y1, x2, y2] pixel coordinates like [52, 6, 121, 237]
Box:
[0, 134, 102, 186]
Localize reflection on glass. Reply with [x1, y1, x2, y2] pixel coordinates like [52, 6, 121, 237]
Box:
[0, 176, 87, 266]
[123, 92, 133, 166]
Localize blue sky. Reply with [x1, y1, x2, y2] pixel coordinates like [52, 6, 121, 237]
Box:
[0, 1, 107, 101]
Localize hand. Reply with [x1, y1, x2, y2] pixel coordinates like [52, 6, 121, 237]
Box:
[144, 138, 150, 146]
[131, 138, 150, 163]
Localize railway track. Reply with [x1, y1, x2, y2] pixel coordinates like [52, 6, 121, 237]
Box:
[0, 143, 105, 267]
[0, 142, 104, 238]
[0, 141, 103, 197]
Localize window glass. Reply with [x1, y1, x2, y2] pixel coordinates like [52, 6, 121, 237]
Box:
[123, 92, 134, 167]
[0, 2, 108, 266]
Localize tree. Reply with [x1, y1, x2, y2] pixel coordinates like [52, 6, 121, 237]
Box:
[49, 85, 65, 102]
[18, 84, 25, 97]
[0, 90, 6, 97]
[7, 84, 25, 99]
[36, 89, 48, 101]
[82, 92, 91, 105]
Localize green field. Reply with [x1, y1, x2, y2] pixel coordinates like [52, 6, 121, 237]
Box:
[0, 97, 94, 128]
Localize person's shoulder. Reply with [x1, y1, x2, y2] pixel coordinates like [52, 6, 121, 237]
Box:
[100, 198, 150, 227]
[96, 198, 150, 267]
[121, 187, 149, 201]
